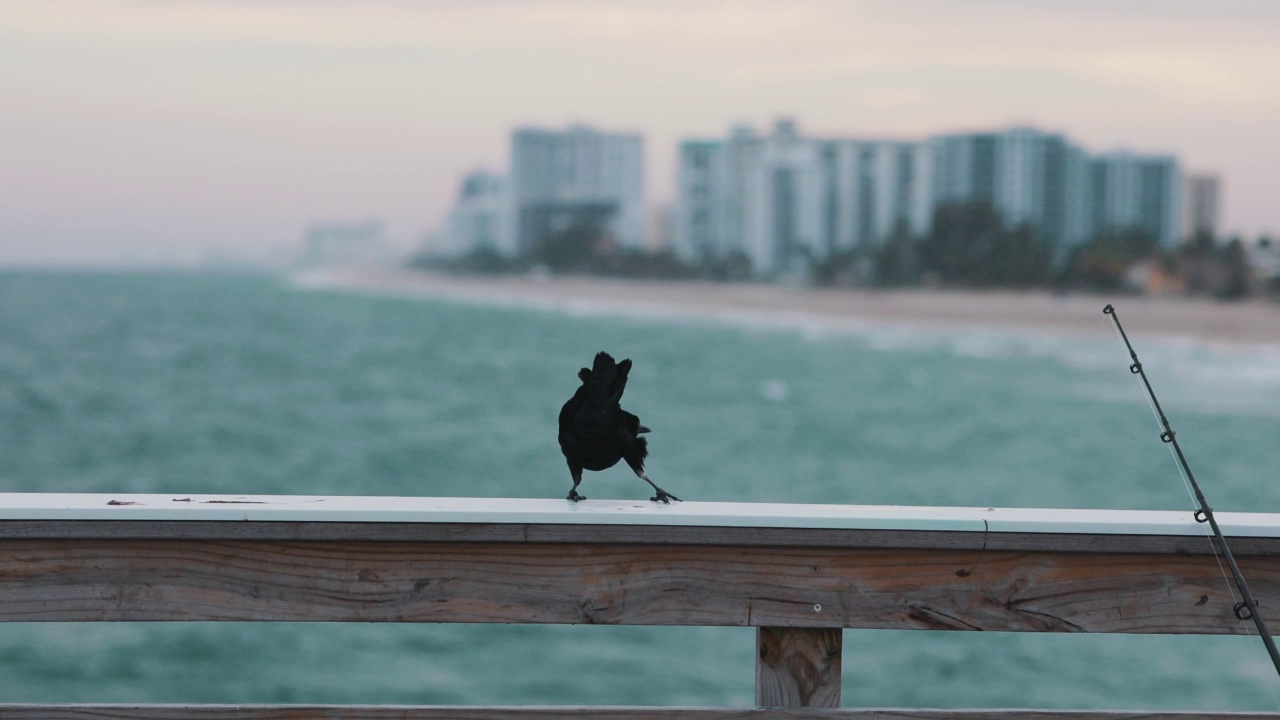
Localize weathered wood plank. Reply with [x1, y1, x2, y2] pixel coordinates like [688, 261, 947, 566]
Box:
[756, 627, 842, 707]
[2, 539, 1277, 632]
[0, 706, 1276, 719]
[3, 521, 1279, 557]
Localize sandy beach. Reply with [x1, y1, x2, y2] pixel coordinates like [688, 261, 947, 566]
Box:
[296, 266, 1280, 348]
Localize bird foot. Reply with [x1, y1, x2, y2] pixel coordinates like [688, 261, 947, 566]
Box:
[650, 489, 680, 504]
[567, 490, 586, 502]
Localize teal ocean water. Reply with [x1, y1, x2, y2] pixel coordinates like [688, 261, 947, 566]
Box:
[2, 269, 1280, 709]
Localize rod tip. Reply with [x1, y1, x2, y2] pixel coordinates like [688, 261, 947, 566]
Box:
[1103, 304, 1114, 315]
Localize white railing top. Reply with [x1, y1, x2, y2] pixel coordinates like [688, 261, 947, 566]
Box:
[1, 492, 1278, 537]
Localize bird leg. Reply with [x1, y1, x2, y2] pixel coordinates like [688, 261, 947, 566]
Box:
[634, 468, 680, 504]
[566, 466, 586, 502]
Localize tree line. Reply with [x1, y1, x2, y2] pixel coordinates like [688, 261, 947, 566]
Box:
[412, 201, 1277, 300]
[837, 201, 1269, 300]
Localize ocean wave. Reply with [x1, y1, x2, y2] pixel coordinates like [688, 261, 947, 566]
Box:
[289, 270, 1280, 405]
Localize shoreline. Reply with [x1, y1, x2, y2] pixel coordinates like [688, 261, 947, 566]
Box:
[292, 266, 1280, 349]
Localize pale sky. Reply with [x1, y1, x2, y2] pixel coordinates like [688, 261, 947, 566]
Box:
[2, 0, 1277, 266]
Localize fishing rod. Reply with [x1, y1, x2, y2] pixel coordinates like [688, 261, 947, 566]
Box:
[1104, 304, 1280, 678]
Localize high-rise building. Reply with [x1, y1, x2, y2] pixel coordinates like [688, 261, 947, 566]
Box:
[1088, 152, 1181, 246]
[930, 132, 999, 208]
[676, 121, 1194, 275]
[510, 125, 645, 255]
[829, 139, 932, 250]
[444, 171, 514, 257]
[675, 139, 728, 264]
[674, 124, 760, 266]
[1040, 136, 1090, 253]
[674, 120, 933, 276]
[1182, 174, 1222, 240]
[741, 119, 827, 275]
[929, 127, 1090, 252]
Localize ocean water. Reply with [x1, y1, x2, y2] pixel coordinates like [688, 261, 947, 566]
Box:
[2, 269, 1280, 709]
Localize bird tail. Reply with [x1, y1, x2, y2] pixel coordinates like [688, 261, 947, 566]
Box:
[573, 352, 636, 439]
[588, 351, 631, 405]
[630, 434, 649, 463]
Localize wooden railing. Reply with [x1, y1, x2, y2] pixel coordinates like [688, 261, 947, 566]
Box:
[3, 493, 1280, 718]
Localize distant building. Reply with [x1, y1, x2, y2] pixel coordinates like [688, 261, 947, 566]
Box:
[674, 123, 758, 267]
[930, 132, 1000, 210]
[929, 127, 1090, 252]
[675, 120, 1195, 276]
[1040, 134, 1092, 253]
[304, 220, 390, 266]
[1248, 237, 1280, 287]
[832, 139, 933, 249]
[437, 125, 646, 260]
[1182, 174, 1222, 240]
[742, 119, 826, 275]
[510, 125, 645, 254]
[440, 119, 1205, 279]
[416, 228, 450, 258]
[445, 171, 514, 257]
[674, 120, 932, 276]
[1088, 152, 1181, 247]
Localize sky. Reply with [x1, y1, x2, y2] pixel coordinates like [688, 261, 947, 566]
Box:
[1, 0, 1278, 266]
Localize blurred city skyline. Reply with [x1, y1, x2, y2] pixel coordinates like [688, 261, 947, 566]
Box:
[2, 0, 1277, 266]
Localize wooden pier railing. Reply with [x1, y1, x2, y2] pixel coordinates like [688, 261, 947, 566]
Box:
[3, 493, 1280, 718]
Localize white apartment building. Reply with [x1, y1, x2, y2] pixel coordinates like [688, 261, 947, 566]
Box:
[510, 125, 645, 254]
[830, 139, 932, 248]
[1088, 152, 1181, 247]
[674, 124, 758, 266]
[676, 121, 1189, 276]
[443, 120, 1194, 273]
[675, 120, 932, 276]
[444, 171, 514, 258]
[741, 120, 827, 275]
[930, 128, 1091, 253]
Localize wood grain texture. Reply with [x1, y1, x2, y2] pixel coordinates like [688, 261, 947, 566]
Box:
[3, 521, 1279, 556]
[0, 706, 1276, 719]
[756, 627, 842, 707]
[1, 539, 1278, 633]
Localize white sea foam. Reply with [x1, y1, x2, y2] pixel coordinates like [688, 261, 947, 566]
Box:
[759, 380, 791, 402]
[289, 268, 1280, 412]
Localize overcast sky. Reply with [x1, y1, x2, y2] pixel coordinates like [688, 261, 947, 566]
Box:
[2, 0, 1277, 266]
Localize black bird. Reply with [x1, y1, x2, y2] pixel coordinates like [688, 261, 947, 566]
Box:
[558, 351, 680, 503]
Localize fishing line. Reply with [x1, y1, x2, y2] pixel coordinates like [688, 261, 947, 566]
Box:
[1107, 320, 1239, 608]
[1155, 405, 1242, 610]
[1105, 313, 1258, 689]
[1104, 304, 1280, 681]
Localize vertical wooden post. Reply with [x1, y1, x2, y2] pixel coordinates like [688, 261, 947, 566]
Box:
[755, 626, 842, 707]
